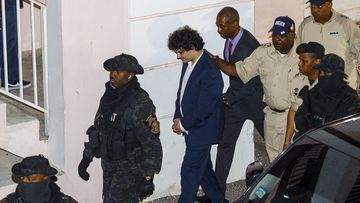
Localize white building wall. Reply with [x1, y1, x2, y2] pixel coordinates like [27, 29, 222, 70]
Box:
[43, 0, 359, 202]
[46, 1, 129, 202]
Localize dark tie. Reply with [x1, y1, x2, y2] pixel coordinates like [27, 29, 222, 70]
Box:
[228, 41, 233, 62]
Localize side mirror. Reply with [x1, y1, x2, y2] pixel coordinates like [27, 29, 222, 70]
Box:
[245, 161, 263, 188]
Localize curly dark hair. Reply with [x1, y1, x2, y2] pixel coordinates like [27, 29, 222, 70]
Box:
[167, 25, 204, 51]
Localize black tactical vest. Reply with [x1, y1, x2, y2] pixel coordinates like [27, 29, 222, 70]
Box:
[95, 91, 142, 160]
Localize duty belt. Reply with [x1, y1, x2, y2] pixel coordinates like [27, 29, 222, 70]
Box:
[270, 107, 286, 113]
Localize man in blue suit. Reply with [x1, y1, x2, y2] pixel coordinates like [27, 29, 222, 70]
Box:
[168, 25, 227, 203]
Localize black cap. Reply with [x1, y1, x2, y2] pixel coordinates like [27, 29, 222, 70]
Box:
[12, 155, 57, 177]
[313, 53, 344, 73]
[103, 53, 144, 74]
[269, 16, 295, 35]
[306, 0, 332, 5]
[296, 42, 325, 55]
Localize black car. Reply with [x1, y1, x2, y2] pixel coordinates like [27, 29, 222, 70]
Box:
[236, 113, 360, 203]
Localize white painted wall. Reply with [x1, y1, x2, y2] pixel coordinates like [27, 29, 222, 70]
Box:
[42, 0, 360, 202]
[45, 0, 256, 202]
[254, 0, 305, 43]
[20, 1, 42, 50]
[46, 1, 129, 202]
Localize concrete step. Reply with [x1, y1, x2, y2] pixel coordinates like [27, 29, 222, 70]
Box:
[0, 100, 47, 159]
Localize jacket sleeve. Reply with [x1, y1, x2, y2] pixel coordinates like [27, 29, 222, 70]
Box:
[132, 92, 163, 177]
[344, 19, 360, 68]
[181, 67, 223, 130]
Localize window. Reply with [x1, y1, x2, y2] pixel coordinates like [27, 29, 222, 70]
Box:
[246, 138, 360, 203]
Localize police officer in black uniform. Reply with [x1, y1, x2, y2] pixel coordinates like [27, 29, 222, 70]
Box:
[295, 53, 360, 138]
[0, 155, 77, 203]
[77, 53, 162, 203]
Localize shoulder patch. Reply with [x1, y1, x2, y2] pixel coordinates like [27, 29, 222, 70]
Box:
[261, 43, 271, 47]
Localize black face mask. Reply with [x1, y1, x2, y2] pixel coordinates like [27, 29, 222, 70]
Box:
[18, 179, 51, 203]
[317, 73, 344, 96]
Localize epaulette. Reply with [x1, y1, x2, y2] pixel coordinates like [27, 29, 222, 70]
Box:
[261, 42, 271, 47]
[294, 72, 301, 78]
[339, 14, 349, 19]
[302, 16, 312, 23]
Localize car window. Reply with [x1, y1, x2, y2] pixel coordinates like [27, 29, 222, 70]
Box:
[247, 137, 360, 203]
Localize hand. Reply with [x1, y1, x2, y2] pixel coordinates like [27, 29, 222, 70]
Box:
[283, 142, 290, 150]
[78, 158, 92, 181]
[138, 177, 155, 202]
[172, 118, 182, 135]
[203, 49, 216, 60]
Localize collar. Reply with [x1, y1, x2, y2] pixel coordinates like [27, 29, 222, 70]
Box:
[270, 41, 297, 58]
[188, 50, 204, 69]
[311, 9, 338, 24]
[228, 27, 244, 45]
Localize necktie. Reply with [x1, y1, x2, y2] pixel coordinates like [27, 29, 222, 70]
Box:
[228, 41, 233, 61]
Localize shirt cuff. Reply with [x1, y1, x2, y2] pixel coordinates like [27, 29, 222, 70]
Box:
[179, 120, 188, 134]
[235, 61, 250, 83]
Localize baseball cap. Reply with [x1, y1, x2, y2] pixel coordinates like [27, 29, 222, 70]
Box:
[103, 53, 144, 74]
[313, 53, 344, 73]
[269, 16, 295, 35]
[12, 155, 58, 177]
[306, 0, 332, 6]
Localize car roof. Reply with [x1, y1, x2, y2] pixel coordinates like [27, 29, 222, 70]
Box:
[304, 113, 360, 159]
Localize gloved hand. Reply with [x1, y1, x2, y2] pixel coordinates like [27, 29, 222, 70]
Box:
[138, 177, 155, 202]
[78, 157, 92, 181]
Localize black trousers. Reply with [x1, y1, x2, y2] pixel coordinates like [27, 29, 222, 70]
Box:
[215, 102, 264, 193]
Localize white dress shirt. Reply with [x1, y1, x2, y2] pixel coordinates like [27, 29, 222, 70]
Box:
[179, 51, 203, 132]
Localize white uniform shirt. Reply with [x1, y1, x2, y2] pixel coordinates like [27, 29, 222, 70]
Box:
[289, 73, 318, 111]
[235, 43, 299, 110]
[297, 10, 360, 76]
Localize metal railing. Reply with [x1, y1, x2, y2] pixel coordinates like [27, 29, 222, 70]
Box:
[0, 0, 48, 113]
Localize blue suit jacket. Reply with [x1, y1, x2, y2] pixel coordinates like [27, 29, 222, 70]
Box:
[174, 53, 224, 146]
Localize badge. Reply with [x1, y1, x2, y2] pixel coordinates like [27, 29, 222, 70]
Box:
[294, 88, 299, 96]
[151, 120, 160, 135]
[145, 114, 160, 135]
